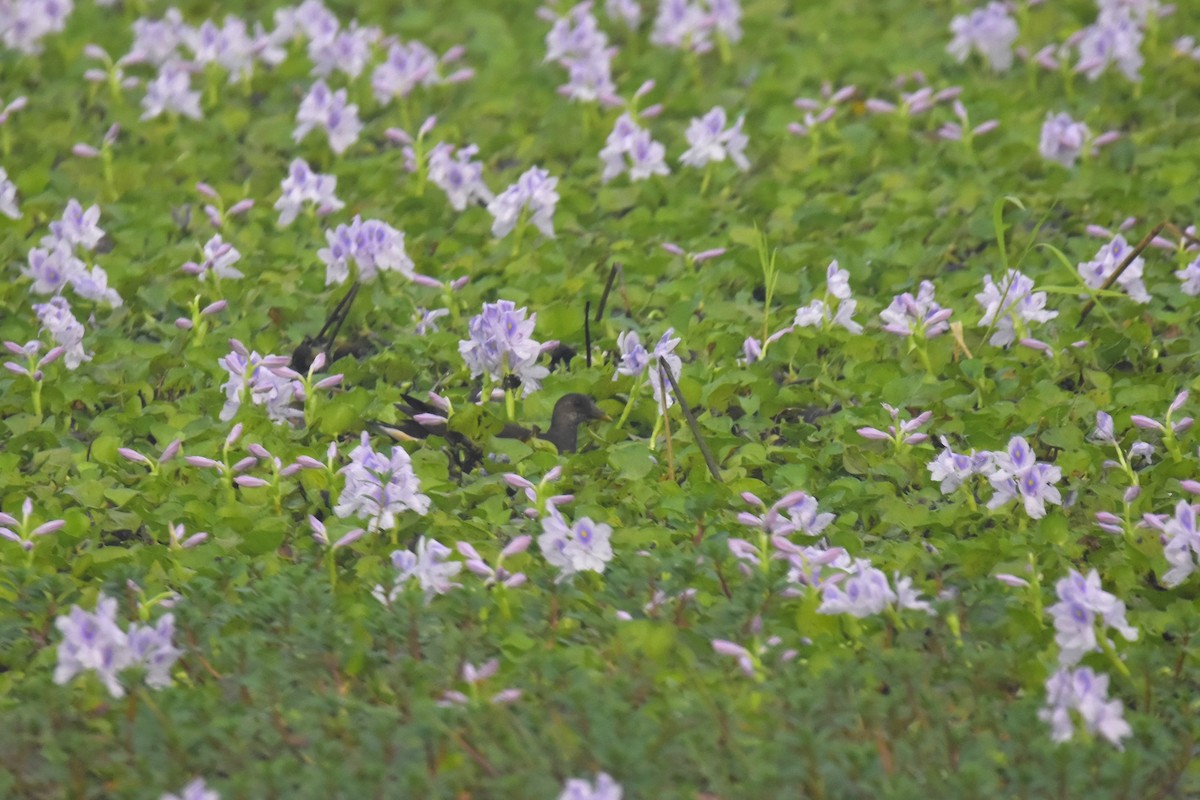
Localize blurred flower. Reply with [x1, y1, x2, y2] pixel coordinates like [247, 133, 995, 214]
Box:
[457, 536, 530, 588]
[141, 63, 203, 121]
[1076, 8, 1143, 82]
[879, 280, 952, 338]
[539, 503, 615, 580]
[161, 778, 220, 800]
[318, 216, 416, 286]
[308, 21, 379, 80]
[414, 307, 450, 335]
[0, 495, 65, 552]
[1078, 234, 1150, 303]
[947, 2, 1019, 72]
[184, 16, 258, 83]
[975, 269, 1058, 347]
[372, 38, 468, 104]
[437, 658, 521, 707]
[294, 80, 361, 154]
[652, 0, 711, 53]
[1039, 666, 1131, 750]
[936, 100, 999, 142]
[2, 0, 74, 54]
[1142, 500, 1200, 587]
[1039, 112, 1089, 168]
[0, 167, 21, 219]
[600, 113, 669, 182]
[217, 342, 302, 424]
[459, 299, 549, 396]
[487, 166, 559, 240]
[275, 158, 344, 226]
[188, 234, 244, 281]
[427, 143, 493, 210]
[125, 9, 187, 66]
[680, 106, 749, 171]
[34, 296, 90, 369]
[817, 559, 933, 618]
[986, 436, 1063, 519]
[737, 490, 835, 539]
[605, 0, 642, 28]
[558, 772, 623, 800]
[1174, 254, 1200, 296]
[927, 437, 993, 494]
[22, 240, 85, 295]
[857, 404, 932, 448]
[1047, 569, 1137, 666]
[335, 431, 431, 531]
[375, 536, 462, 603]
[793, 260, 862, 334]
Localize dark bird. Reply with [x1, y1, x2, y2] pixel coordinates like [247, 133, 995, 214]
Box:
[379, 392, 610, 474]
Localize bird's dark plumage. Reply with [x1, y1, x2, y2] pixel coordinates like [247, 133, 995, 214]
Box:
[380, 392, 609, 473]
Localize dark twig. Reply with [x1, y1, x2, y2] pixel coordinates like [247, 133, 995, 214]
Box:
[584, 301, 592, 368]
[1080, 221, 1166, 322]
[658, 357, 723, 483]
[595, 262, 621, 322]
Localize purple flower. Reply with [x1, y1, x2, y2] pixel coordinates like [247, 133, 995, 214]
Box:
[184, 16, 258, 83]
[1176, 254, 1200, 296]
[46, 199, 100, 254]
[1142, 500, 1200, 587]
[1039, 667, 1131, 749]
[217, 343, 303, 424]
[371, 39, 456, 104]
[651, 0, 711, 53]
[141, 64, 202, 121]
[34, 296, 90, 369]
[1076, 9, 1144, 82]
[975, 269, 1058, 347]
[414, 307, 450, 335]
[0, 495, 65, 552]
[427, 143, 493, 211]
[986, 436, 1063, 519]
[275, 158, 344, 226]
[294, 80, 361, 155]
[0, 167, 21, 219]
[1047, 569, 1137, 666]
[459, 299, 549, 396]
[879, 280, 952, 338]
[817, 559, 933, 618]
[947, 2, 1019, 72]
[738, 490, 835, 539]
[22, 240, 85, 295]
[680, 106, 749, 171]
[2, 0, 74, 54]
[1078, 234, 1150, 303]
[318, 216, 416, 286]
[600, 113, 669, 183]
[161, 778, 220, 800]
[487, 167, 559, 240]
[374, 536, 463, 604]
[857, 404, 932, 447]
[793, 261, 862, 334]
[558, 772, 623, 800]
[127, 613, 183, 689]
[336, 431, 431, 532]
[605, 0, 642, 28]
[190, 234, 244, 281]
[539, 503, 615, 580]
[927, 437, 993, 494]
[125, 10, 187, 66]
[308, 21, 380, 80]
[1039, 112, 1090, 168]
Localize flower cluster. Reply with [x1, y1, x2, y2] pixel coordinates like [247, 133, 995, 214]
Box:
[1076, 8, 1144, 83]
[1038, 667, 1132, 750]
[437, 659, 522, 708]
[1078, 234, 1151, 304]
[294, 80, 362, 155]
[613, 328, 682, 412]
[183, 235, 244, 282]
[789, 82, 856, 138]
[538, 503, 615, 581]
[927, 437, 993, 494]
[1048, 569, 1138, 666]
[54, 594, 182, 699]
[427, 143, 493, 210]
[0, 166, 21, 219]
[1038, 112, 1089, 168]
[374, 537, 463, 604]
[459, 299, 550, 396]
[487, 166, 560, 240]
[947, 2, 1019, 73]
[857, 404, 932, 449]
[794, 261, 863, 334]
[986, 436, 1064, 519]
[141, 64, 202, 121]
[558, 772, 623, 800]
[161, 778, 220, 800]
[0, 496, 64, 552]
[975, 269, 1058, 348]
[23, 199, 121, 307]
[318, 216, 416, 286]
[33, 297, 90, 369]
[275, 158, 344, 226]
[543, 3, 618, 104]
[335, 432, 431, 532]
[1142, 500, 1200, 587]
[217, 342, 303, 424]
[679, 106, 749, 171]
[1, 0, 73, 55]
[879, 280, 952, 339]
[652, 0, 742, 53]
[600, 113, 669, 183]
[817, 559, 934, 618]
[372, 38, 470, 105]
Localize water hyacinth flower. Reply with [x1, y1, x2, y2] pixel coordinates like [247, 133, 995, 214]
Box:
[558, 772, 623, 800]
[2, 0, 74, 54]
[373, 537, 462, 604]
[437, 658, 522, 707]
[457, 536, 531, 588]
[372, 38, 468, 105]
[217, 342, 303, 424]
[542, 3, 619, 104]
[1047, 569, 1138, 666]
[737, 490, 835, 539]
[651, 0, 712, 53]
[927, 437, 993, 494]
[318, 216, 417, 286]
[307, 21, 380, 80]
[1142, 500, 1200, 587]
[45, 198, 104, 252]
[538, 503, 615, 581]
[612, 327, 681, 414]
[1076, 8, 1144, 82]
[976, 269, 1058, 347]
[141, 63, 203, 121]
[936, 100, 999, 143]
[54, 594, 182, 699]
[599, 113, 669, 183]
[161, 778, 220, 800]
[184, 16, 259, 83]
[986, 436, 1063, 519]
[947, 2, 1019, 72]
[459, 300, 549, 397]
[275, 158, 344, 226]
[879, 280, 952, 338]
[679, 106, 749, 171]
[1176, 254, 1200, 296]
[184, 235, 244, 281]
[817, 559, 934, 618]
[1039, 112, 1090, 168]
[124, 9, 187, 65]
[22, 240, 86, 295]
[1039, 666, 1131, 750]
[427, 143, 493, 210]
[0, 167, 21, 219]
[335, 432, 431, 532]
[34, 296, 91, 369]
[793, 260, 863, 334]
[487, 166, 559, 240]
[605, 0, 641, 28]
[414, 307, 450, 335]
[294, 80, 362, 155]
[0, 496, 65, 553]
[788, 82, 855, 138]
[1077, 234, 1150, 303]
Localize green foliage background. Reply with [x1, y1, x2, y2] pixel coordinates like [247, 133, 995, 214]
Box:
[1, 0, 1199, 797]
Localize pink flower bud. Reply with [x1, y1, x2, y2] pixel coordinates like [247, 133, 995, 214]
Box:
[31, 520, 65, 536]
[314, 374, 343, 390]
[159, 439, 182, 463]
[234, 475, 269, 488]
[118, 447, 151, 465]
[994, 574, 1029, 588]
[231, 456, 257, 473]
[196, 182, 219, 199]
[1130, 415, 1165, 432]
[225, 423, 244, 447]
[228, 199, 255, 216]
[185, 456, 221, 470]
[501, 535, 532, 558]
[72, 143, 100, 158]
[334, 529, 365, 548]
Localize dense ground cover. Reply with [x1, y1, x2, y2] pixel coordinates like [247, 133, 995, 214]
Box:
[2, 0, 1200, 796]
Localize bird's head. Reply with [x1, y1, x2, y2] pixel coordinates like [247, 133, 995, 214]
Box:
[553, 393, 611, 425]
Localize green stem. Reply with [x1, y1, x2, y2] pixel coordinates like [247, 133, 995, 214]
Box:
[327, 549, 338, 590]
[614, 373, 645, 430]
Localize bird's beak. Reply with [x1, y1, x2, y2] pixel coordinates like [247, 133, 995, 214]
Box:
[597, 411, 612, 422]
